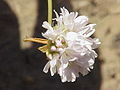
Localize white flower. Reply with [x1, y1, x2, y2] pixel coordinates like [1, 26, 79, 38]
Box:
[42, 7, 101, 82]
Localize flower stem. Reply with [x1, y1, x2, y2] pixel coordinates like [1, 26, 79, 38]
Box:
[48, 0, 52, 24]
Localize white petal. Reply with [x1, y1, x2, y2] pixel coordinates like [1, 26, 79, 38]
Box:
[84, 29, 95, 37]
[53, 10, 59, 19]
[50, 66, 56, 76]
[42, 30, 57, 40]
[67, 12, 75, 23]
[87, 68, 91, 71]
[62, 63, 69, 69]
[88, 59, 94, 66]
[71, 73, 76, 82]
[79, 24, 96, 37]
[91, 50, 98, 58]
[69, 57, 77, 61]
[49, 56, 58, 76]
[42, 21, 53, 30]
[58, 67, 63, 76]
[43, 62, 50, 73]
[91, 38, 101, 49]
[50, 59, 57, 68]
[74, 12, 78, 19]
[90, 66, 94, 69]
[61, 76, 67, 82]
[85, 45, 92, 50]
[60, 54, 69, 67]
[65, 23, 74, 31]
[60, 7, 69, 16]
[80, 68, 89, 76]
[66, 32, 78, 41]
[74, 16, 88, 26]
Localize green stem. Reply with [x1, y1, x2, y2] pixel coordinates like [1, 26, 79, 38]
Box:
[48, 0, 52, 24]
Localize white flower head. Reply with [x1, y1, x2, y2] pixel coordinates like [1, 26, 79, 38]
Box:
[40, 7, 100, 82]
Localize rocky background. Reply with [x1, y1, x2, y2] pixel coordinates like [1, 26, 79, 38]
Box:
[0, 0, 119, 90]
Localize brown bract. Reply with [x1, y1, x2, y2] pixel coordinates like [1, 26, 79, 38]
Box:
[24, 38, 48, 53]
[24, 38, 48, 44]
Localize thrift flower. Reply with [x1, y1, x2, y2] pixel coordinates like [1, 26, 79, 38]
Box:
[24, 7, 101, 82]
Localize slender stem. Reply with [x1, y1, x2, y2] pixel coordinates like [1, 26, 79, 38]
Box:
[48, 0, 52, 24]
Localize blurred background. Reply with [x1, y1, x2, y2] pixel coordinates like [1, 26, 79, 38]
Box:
[0, 0, 120, 90]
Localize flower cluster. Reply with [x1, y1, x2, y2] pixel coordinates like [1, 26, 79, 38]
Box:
[42, 7, 100, 82]
[24, 7, 100, 82]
